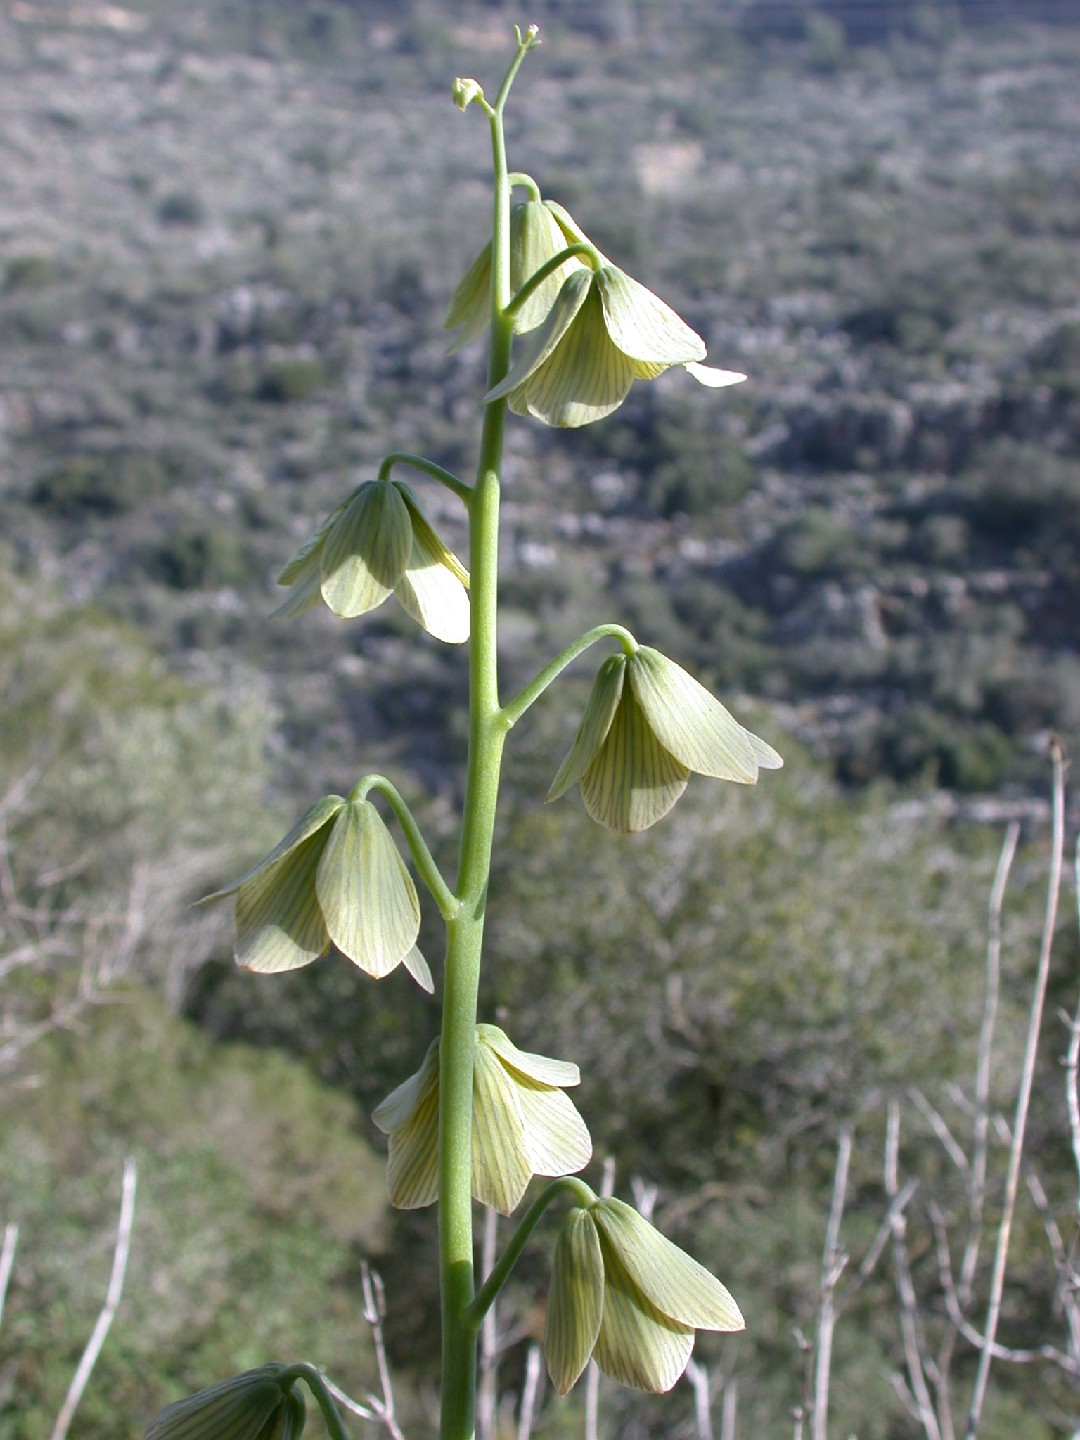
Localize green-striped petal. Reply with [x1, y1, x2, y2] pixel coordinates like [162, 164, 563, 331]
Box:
[593, 1243, 696, 1394]
[261, 1391, 305, 1440]
[543, 200, 608, 263]
[394, 487, 470, 644]
[402, 944, 434, 994]
[597, 266, 706, 367]
[270, 551, 324, 619]
[545, 1208, 605, 1395]
[685, 362, 746, 388]
[629, 648, 782, 781]
[233, 830, 330, 973]
[372, 1039, 440, 1209]
[510, 285, 637, 428]
[200, 796, 345, 902]
[472, 1037, 534, 1214]
[515, 1081, 592, 1177]
[484, 268, 593, 404]
[548, 654, 627, 802]
[316, 800, 420, 978]
[444, 238, 493, 353]
[319, 481, 412, 618]
[592, 1198, 744, 1332]
[579, 684, 690, 832]
[143, 1366, 289, 1440]
[479, 1024, 581, 1088]
[511, 199, 587, 333]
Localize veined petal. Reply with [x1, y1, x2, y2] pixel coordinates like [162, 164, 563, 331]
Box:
[371, 1038, 439, 1133]
[444, 238, 492, 354]
[200, 796, 345, 901]
[511, 286, 637, 428]
[316, 800, 420, 978]
[276, 498, 348, 585]
[516, 1083, 592, 1177]
[593, 1245, 696, 1394]
[320, 482, 412, 618]
[479, 1024, 580, 1088]
[629, 648, 782, 781]
[511, 200, 587, 333]
[685, 362, 746, 388]
[234, 831, 329, 973]
[270, 556, 324, 620]
[472, 1038, 534, 1215]
[579, 684, 689, 832]
[592, 1198, 744, 1332]
[484, 268, 593, 404]
[402, 944, 434, 994]
[598, 266, 706, 367]
[144, 1366, 289, 1440]
[543, 200, 608, 263]
[382, 1062, 440, 1209]
[265, 1391, 305, 1440]
[548, 654, 627, 802]
[545, 1208, 605, 1395]
[394, 492, 470, 645]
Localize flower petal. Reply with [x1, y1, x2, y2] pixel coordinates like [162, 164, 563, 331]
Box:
[516, 1083, 592, 1178]
[629, 648, 782, 781]
[592, 1198, 744, 1332]
[548, 654, 627, 803]
[479, 1024, 580, 1088]
[511, 199, 587, 333]
[144, 1366, 289, 1440]
[579, 683, 689, 832]
[597, 266, 706, 367]
[593, 1245, 696, 1394]
[511, 285, 637, 428]
[233, 833, 330, 973]
[484, 268, 592, 404]
[270, 554, 324, 620]
[545, 1208, 605, 1395]
[316, 800, 421, 978]
[402, 944, 434, 994]
[371, 1038, 439, 1133]
[383, 1068, 440, 1209]
[394, 491, 470, 645]
[684, 362, 746, 388]
[319, 482, 412, 618]
[276, 498, 347, 585]
[444, 238, 493, 353]
[472, 1037, 534, 1214]
[200, 796, 345, 902]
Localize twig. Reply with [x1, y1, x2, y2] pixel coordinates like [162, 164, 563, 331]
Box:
[360, 1262, 406, 1440]
[886, 1103, 942, 1440]
[0, 1223, 18, 1330]
[720, 1376, 739, 1440]
[963, 743, 1065, 1440]
[810, 1126, 852, 1440]
[50, 1156, 137, 1440]
[684, 1358, 714, 1440]
[478, 1207, 498, 1440]
[516, 1343, 543, 1440]
[1068, 837, 1080, 1197]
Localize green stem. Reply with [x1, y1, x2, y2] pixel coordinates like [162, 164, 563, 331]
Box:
[465, 1179, 598, 1331]
[501, 623, 638, 729]
[508, 171, 541, 201]
[504, 242, 602, 324]
[351, 775, 460, 922]
[378, 451, 472, 506]
[278, 1364, 350, 1440]
[438, 36, 534, 1440]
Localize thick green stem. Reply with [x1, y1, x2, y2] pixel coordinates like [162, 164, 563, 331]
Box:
[501, 623, 638, 729]
[438, 40, 532, 1440]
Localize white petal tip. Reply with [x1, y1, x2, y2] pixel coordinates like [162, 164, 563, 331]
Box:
[684, 363, 746, 388]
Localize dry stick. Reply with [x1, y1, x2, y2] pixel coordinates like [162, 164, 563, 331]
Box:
[684, 1358, 714, 1440]
[477, 1206, 499, 1440]
[720, 1377, 739, 1440]
[886, 1102, 943, 1440]
[50, 1156, 137, 1440]
[360, 1263, 407, 1440]
[810, 1125, 853, 1440]
[0, 1223, 17, 1329]
[583, 1156, 616, 1440]
[963, 744, 1065, 1440]
[516, 1344, 542, 1440]
[1068, 838, 1080, 1198]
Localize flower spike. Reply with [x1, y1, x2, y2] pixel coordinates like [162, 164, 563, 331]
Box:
[545, 1199, 743, 1396]
[549, 647, 782, 832]
[372, 1025, 592, 1215]
[275, 478, 469, 644]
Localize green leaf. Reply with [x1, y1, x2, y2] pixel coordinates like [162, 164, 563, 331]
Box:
[548, 654, 626, 802]
[316, 800, 420, 978]
[545, 1208, 604, 1395]
[319, 482, 412, 618]
[592, 1198, 744, 1331]
[579, 681, 689, 832]
[629, 647, 782, 781]
[597, 266, 706, 367]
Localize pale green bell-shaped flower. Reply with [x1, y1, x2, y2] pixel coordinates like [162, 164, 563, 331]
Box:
[143, 1364, 305, 1440]
[444, 199, 587, 353]
[372, 1024, 592, 1215]
[548, 647, 782, 832]
[274, 479, 469, 644]
[484, 261, 745, 427]
[545, 1198, 743, 1396]
[201, 796, 432, 990]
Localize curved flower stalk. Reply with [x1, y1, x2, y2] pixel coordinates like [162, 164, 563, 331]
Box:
[372, 1025, 591, 1215]
[201, 795, 432, 989]
[445, 196, 587, 352]
[143, 1365, 305, 1440]
[485, 258, 745, 428]
[548, 645, 782, 832]
[274, 478, 469, 644]
[545, 1198, 743, 1395]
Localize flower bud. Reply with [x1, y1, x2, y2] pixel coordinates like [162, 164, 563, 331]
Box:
[144, 1365, 304, 1440]
[452, 77, 484, 111]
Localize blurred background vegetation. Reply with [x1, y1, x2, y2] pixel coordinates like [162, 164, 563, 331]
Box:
[1, 0, 1078, 1436]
